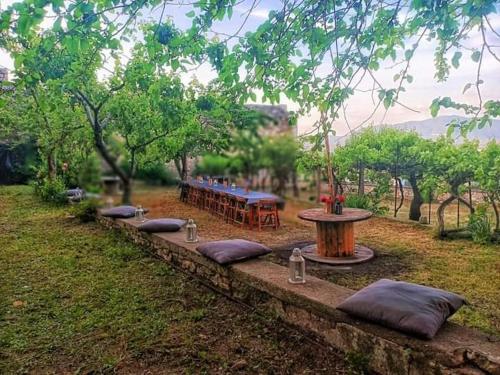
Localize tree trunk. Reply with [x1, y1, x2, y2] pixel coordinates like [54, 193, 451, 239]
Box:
[437, 194, 456, 237]
[174, 154, 188, 180]
[394, 177, 404, 217]
[292, 170, 299, 198]
[358, 162, 365, 196]
[408, 173, 423, 222]
[489, 195, 499, 232]
[47, 150, 56, 181]
[122, 179, 132, 205]
[437, 184, 475, 237]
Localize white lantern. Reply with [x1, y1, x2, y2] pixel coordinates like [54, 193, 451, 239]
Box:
[134, 205, 145, 222]
[231, 182, 236, 191]
[288, 248, 306, 284]
[185, 219, 198, 243]
[105, 197, 114, 208]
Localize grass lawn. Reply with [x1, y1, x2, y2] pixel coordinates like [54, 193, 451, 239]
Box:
[0, 185, 348, 374]
[134, 186, 500, 336]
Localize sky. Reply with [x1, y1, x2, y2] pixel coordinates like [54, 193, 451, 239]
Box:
[1, 0, 499, 136]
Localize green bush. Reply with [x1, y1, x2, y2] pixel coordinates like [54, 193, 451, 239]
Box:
[194, 154, 229, 176]
[70, 198, 100, 222]
[468, 205, 492, 244]
[135, 163, 177, 186]
[345, 194, 371, 209]
[33, 176, 67, 204]
[68, 153, 102, 192]
[345, 193, 388, 215]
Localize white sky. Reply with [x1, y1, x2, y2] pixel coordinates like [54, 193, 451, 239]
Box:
[1, 0, 499, 136]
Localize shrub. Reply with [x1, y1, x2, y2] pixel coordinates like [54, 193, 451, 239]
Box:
[70, 199, 100, 222]
[33, 176, 67, 204]
[345, 193, 388, 215]
[468, 205, 492, 244]
[345, 351, 370, 375]
[345, 194, 371, 210]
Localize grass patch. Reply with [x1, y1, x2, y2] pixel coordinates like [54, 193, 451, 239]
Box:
[0, 185, 347, 373]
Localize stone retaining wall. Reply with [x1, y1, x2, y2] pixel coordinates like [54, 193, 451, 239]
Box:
[97, 215, 500, 375]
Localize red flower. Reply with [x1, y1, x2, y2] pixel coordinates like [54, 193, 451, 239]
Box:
[320, 195, 333, 204]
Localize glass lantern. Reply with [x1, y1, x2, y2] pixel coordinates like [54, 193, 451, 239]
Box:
[213, 179, 218, 187]
[288, 248, 306, 284]
[135, 205, 146, 222]
[231, 182, 236, 191]
[105, 197, 114, 208]
[185, 219, 198, 243]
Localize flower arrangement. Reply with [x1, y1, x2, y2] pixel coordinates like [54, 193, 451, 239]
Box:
[321, 194, 345, 214]
[320, 195, 333, 204]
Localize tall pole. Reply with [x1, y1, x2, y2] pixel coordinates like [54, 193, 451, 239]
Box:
[321, 112, 335, 209]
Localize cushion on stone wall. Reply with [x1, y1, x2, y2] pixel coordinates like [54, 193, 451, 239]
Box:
[101, 205, 149, 219]
[197, 239, 272, 265]
[138, 218, 186, 233]
[336, 279, 466, 339]
[66, 188, 85, 196]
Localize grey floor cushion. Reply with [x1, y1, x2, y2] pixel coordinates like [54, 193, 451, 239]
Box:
[197, 239, 272, 265]
[336, 279, 466, 339]
[138, 218, 186, 233]
[66, 188, 84, 196]
[101, 205, 148, 218]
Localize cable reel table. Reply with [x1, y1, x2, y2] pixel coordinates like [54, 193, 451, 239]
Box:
[297, 208, 374, 265]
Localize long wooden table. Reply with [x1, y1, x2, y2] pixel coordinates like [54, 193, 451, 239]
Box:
[184, 181, 283, 229]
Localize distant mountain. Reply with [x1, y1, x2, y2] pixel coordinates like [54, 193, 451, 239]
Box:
[390, 115, 500, 143]
[331, 115, 499, 146]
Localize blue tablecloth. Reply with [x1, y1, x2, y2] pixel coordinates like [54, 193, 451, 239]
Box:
[187, 181, 282, 205]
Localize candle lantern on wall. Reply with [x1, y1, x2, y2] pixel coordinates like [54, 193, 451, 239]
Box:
[185, 219, 198, 243]
[135, 205, 146, 222]
[105, 197, 114, 208]
[288, 248, 306, 284]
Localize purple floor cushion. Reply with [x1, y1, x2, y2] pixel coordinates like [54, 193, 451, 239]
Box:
[336, 279, 466, 339]
[101, 205, 148, 219]
[138, 218, 186, 233]
[197, 239, 272, 265]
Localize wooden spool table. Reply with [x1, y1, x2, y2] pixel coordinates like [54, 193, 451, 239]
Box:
[298, 208, 374, 265]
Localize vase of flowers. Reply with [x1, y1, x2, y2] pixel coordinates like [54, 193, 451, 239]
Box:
[320, 195, 334, 213]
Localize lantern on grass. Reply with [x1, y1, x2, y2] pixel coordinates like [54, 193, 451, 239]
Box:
[185, 219, 198, 243]
[135, 205, 146, 222]
[288, 248, 306, 284]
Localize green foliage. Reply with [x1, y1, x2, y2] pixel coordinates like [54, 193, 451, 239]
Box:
[70, 198, 100, 223]
[65, 152, 102, 192]
[33, 176, 66, 204]
[468, 205, 492, 245]
[261, 135, 300, 194]
[345, 351, 370, 375]
[345, 195, 372, 210]
[135, 163, 177, 186]
[195, 154, 230, 176]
